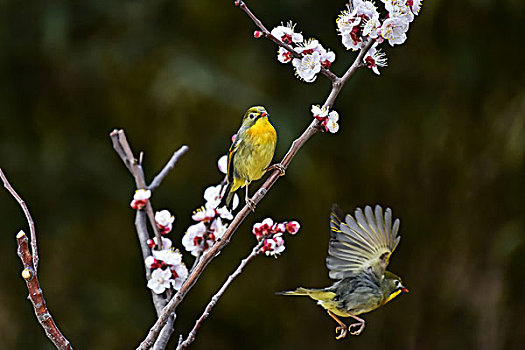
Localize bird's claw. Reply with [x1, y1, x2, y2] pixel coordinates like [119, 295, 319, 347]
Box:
[247, 198, 256, 212]
[349, 321, 365, 336]
[335, 325, 347, 340]
[266, 163, 286, 176]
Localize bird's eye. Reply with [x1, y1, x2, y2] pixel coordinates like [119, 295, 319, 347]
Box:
[249, 113, 256, 119]
[394, 280, 401, 288]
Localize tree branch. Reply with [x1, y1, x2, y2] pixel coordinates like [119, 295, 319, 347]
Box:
[135, 2, 372, 349]
[1, 168, 73, 349]
[109, 130, 188, 350]
[177, 240, 265, 349]
[15, 231, 73, 350]
[1, 168, 39, 271]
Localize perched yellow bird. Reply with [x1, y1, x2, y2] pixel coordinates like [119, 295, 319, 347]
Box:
[221, 106, 282, 211]
[277, 204, 408, 339]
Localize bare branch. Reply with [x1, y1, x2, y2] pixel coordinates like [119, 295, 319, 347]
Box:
[1, 168, 39, 271]
[177, 240, 264, 349]
[109, 129, 163, 249]
[136, 3, 373, 348]
[15, 231, 73, 350]
[1, 167, 74, 350]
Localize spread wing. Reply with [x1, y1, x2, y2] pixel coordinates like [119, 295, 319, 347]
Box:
[326, 204, 401, 280]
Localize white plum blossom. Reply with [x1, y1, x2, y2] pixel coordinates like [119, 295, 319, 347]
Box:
[292, 51, 321, 82]
[337, 0, 379, 51]
[210, 217, 228, 240]
[271, 21, 303, 44]
[384, 0, 414, 23]
[352, 0, 379, 18]
[147, 268, 173, 294]
[311, 104, 340, 133]
[409, 0, 423, 15]
[203, 184, 239, 213]
[363, 44, 388, 75]
[216, 206, 234, 220]
[277, 47, 293, 63]
[133, 189, 151, 200]
[182, 222, 208, 256]
[326, 111, 340, 133]
[363, 13, 381, 39]
[149, 236, 172, 250]
[145, 255, 156, 268]
[170, 263, 189, 290]
[191, 207, 216, 222]
[155, 210, 175, 227]
[262, 234, 286, 256]
[152, 248, 183, 266]
[203, 184, 223, 209]
[217, 155, 228, 174]
[381, 17, 409, 46]
[317, 44, 336, 69]
[130, 188, 151, 209]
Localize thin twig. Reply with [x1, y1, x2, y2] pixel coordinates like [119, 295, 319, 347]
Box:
[1, 168, 39, 271]
[135, 2, 372, 348]
[177, 240, 265, 349]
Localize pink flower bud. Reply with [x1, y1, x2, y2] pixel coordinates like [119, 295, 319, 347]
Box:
[147, 239, 156, 248]
[253, 30, 263, 38]
[130, 199, 148, 210]
[286, 221, 301, 234]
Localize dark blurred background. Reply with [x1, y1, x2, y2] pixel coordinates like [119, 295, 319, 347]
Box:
[1, 0, 524, 349]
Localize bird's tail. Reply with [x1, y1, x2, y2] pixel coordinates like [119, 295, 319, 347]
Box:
[276, 287, 336, 302]
[217, 181, 233, 209]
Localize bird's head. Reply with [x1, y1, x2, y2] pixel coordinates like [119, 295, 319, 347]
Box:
[382, 271, 409, 303]
[241, 106, 269, 128]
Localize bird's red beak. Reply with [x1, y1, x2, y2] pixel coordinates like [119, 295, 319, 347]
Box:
[260, 111, 268, 117]
[401, 287, 409, 293]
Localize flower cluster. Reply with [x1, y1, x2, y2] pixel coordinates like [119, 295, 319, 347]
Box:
[311, 105, 340, 133]
[337, 0, 423, 75]
[182, 156, 239, 257]
[252, 218, 300, 257]
[271, 22, 335, 83]
[130, 189, 151, 210]
[145, 236, 189, 294]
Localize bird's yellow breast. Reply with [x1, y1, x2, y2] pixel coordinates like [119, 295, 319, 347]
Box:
[246, 117, 277, 143]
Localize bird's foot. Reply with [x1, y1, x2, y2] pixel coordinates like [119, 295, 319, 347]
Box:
[246, 198, 256, 212]
[335, 325, 347, 340]
[265, 163, 286, 176]
[349, 321, 365, 336]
